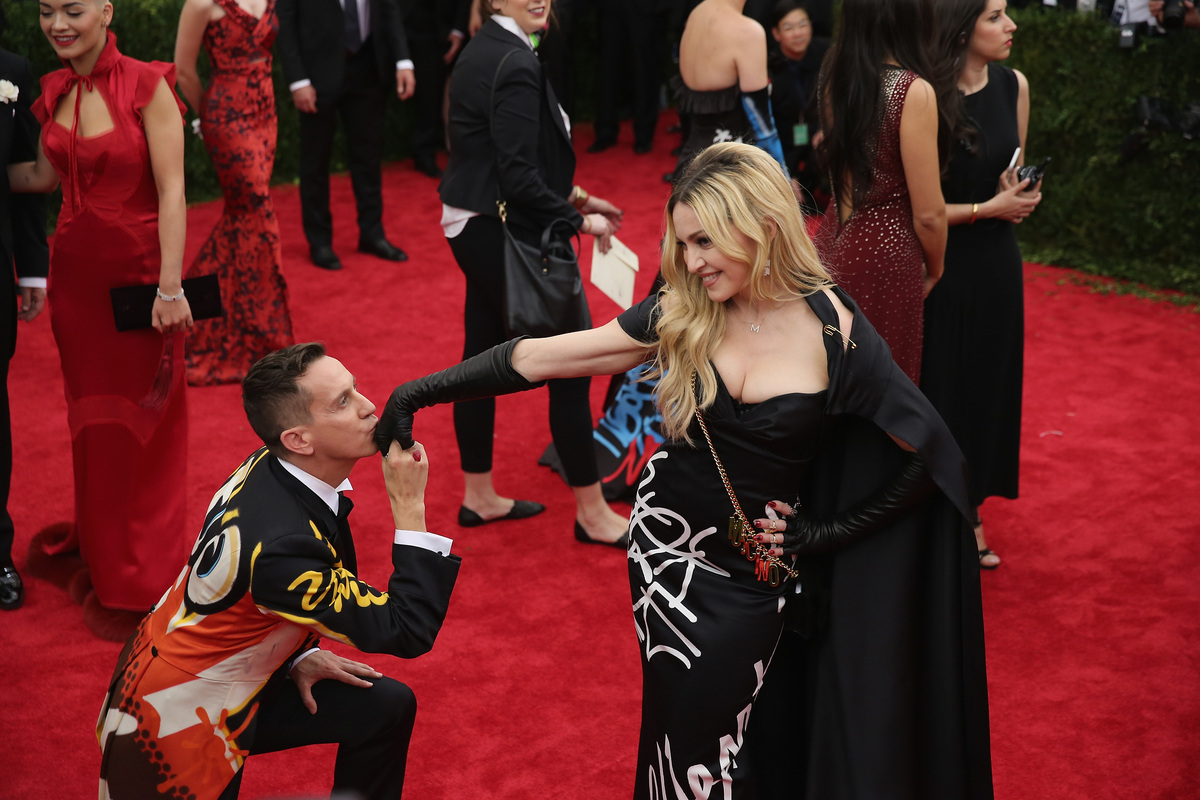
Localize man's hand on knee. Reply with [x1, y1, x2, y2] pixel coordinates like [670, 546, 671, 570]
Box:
[290, 650, 383, 714]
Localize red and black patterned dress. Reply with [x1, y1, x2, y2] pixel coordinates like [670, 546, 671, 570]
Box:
[186, 0, 293, 385]
[813, 66, 927, 383]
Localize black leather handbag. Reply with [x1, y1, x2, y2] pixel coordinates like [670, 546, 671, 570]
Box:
[498, 201, 591, 338]
[487, 47, 591, 338]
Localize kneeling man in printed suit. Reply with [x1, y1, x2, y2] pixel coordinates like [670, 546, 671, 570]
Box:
[97, 342, 461, 800]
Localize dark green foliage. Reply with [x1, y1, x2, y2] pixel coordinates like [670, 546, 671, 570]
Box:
[1006, 8, 1200, 294]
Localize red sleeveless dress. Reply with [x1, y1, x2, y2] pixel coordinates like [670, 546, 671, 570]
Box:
[814, 67, 927, 383]
[185, 0, 293, 385]
[33, 32, 191, 610]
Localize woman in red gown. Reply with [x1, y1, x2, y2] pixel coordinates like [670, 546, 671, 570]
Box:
[811, 0, 946, 384]
[11, 0, 192, 635]
[175, 0, 293, 385]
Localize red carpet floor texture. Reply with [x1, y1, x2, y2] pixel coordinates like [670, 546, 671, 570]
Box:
[2, 122, 1199, 799]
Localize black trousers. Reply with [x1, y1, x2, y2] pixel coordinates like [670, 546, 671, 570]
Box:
[298, 38, 388, 248]
[447, 215, 599, 486]
[0, 293, 13, 567]
[592, 0, 670, 147]
[218, 675, 416, 800]
[405, 15, 446, 164]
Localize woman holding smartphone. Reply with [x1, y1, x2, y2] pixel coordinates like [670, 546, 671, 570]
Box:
[921, 0, 1041, 570]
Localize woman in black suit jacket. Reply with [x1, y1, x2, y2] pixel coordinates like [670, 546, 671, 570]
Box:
[438, 0, 628, 545]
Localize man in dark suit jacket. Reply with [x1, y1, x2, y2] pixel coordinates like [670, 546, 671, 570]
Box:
[97, 342, 461, 800]
[0, 27, 50, 612]
[278, 0, 415, 271]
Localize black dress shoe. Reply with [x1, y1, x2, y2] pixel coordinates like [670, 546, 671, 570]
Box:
[587, 137, 616, 153]
[0, 564, 24, 610]
[414, 157, 443, 179]
[458, 499, 546, 527]
[634, 141, 653, 155]
[310, 245, 343, 271]
[574, 522, 628, 550]
[358, 237, 409, 262]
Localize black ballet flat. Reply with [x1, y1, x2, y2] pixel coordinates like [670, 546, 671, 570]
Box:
[574, 522, 628, 550]
[457, 500, 545, 528]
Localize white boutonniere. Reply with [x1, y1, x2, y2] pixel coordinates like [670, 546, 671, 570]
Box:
[0, 80, 18, 105]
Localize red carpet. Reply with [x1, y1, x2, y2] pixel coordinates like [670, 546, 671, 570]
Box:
[2, 119, 1199, 799]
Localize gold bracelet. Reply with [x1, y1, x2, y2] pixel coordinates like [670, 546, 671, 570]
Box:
[572, 185, 589, 209]
[970, 203, 979, 225]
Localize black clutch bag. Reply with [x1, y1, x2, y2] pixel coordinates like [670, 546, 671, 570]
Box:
[499, 205, 591, 338]
[109, 274, 224, 332]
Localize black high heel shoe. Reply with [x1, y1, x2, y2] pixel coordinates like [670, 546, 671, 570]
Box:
[574, 522, 629, 550]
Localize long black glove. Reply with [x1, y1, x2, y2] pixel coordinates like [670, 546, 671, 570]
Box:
[770, 452, 937, 557]
[374, 337, 544, 451]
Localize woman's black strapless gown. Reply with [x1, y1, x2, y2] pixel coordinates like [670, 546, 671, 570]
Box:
[628, 371, 825, 799]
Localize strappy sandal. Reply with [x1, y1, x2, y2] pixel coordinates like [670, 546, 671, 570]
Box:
[978, 548, 1001, 570]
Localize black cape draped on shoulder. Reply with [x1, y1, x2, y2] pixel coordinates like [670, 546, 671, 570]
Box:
[750, 287, 993, 800]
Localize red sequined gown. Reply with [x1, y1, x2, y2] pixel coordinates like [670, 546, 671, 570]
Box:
[33, 33, 190, 610]
[185, 0, 292, 385]
[813, 67, 926, 383]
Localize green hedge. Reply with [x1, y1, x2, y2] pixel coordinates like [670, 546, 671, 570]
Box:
[6, 2, 1199, 294]
[1005, 8, 1200, 295]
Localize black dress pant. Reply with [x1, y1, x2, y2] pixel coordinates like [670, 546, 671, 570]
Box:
[593, 0, 670, 148]
[447, 215, 599, 486]
[298, 37, 388, 248]
[406, 9, 446, 165]
[0, 284, 14, 567]
[218, 675, 416, 800]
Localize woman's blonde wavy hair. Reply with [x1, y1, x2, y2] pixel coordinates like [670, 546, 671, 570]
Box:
[651, 142, 833, 442]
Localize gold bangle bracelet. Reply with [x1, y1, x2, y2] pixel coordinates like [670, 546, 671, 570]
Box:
[970, 203, 979, 225]
[572, 185, 589, 209]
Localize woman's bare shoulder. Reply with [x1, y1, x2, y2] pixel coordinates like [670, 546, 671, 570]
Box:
[819, 287, 855, 338]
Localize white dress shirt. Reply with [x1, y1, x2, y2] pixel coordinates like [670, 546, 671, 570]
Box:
[287, 0, 415, 94]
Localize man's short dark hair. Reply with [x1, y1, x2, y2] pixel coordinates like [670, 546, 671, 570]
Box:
[242, 343, 327, 455]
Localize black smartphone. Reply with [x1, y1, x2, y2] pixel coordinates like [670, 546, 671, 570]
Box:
[1015, 156, 1051, 186]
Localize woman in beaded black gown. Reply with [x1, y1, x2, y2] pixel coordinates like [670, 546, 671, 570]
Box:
[375, 143, 993, 799]
[922, 0, 1041, 569]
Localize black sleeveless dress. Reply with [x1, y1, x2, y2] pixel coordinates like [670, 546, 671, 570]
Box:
[618, 294, 826, 798]
[671, 76, 754, 176]
[920, 63, 1023, 507]
[628, 372, 825, 798]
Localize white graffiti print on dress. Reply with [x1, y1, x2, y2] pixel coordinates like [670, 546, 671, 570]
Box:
[630, 451, 731, 669]
[711, 128, 745, 146]
[644, 660, 769, 800]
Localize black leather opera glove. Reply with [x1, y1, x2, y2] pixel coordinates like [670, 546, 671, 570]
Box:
[374, 337, 545, 451]
[758, 452, 937, 557]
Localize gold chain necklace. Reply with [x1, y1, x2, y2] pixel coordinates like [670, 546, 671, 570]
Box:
[691, 374, 799, 587]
